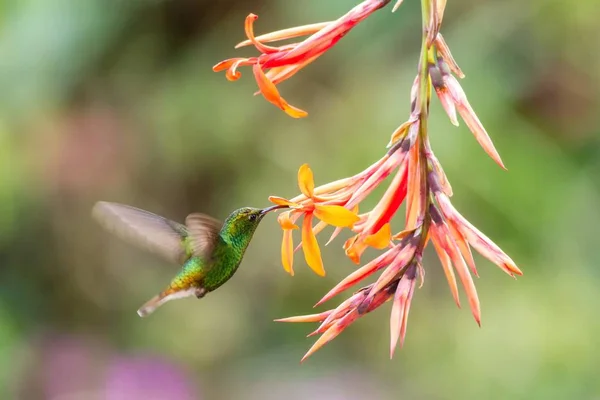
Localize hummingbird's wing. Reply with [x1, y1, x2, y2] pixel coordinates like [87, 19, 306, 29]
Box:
[184, 213, 223, 259]
[92, 201, 189, 264]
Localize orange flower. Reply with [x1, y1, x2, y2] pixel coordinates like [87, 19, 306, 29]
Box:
[213, 0, 392, 117]
[270, 164, 360, 276]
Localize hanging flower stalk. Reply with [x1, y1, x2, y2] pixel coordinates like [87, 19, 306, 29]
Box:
[214, 0, 522, 362]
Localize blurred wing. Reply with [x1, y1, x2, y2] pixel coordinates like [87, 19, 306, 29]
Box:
[92, 201, 188, 264]
[185, 213, 222, 259]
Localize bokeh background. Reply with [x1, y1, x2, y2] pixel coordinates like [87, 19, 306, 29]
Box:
[1, 0, 599, 399]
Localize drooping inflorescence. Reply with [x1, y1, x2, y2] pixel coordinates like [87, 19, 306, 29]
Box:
[214, 0, 522, 361]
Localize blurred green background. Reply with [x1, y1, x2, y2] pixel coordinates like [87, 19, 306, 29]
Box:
[1, 0, 599, 398]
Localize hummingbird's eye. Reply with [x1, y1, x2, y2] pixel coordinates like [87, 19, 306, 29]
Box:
[248, 213, 257, 221]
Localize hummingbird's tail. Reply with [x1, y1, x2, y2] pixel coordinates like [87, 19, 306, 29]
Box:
[137, 294, 165, 317]
[137, 286, 200, 317]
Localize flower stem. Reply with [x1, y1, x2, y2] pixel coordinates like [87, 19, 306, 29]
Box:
[416, 0, 433, 250]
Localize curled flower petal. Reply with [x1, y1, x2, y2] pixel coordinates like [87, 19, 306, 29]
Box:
[363, 223, 392, 250]
[298, 163, 315, 198]
[212, 58, 252, 81]
[314, 205, 360, 227]
[244, 14, 280, 54]
[343, 235, 368, 264]
[277, 212, 299, 230]
[301, 213, 325, 276]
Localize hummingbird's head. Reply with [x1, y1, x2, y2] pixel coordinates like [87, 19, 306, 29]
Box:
[225, 205, 288, 237]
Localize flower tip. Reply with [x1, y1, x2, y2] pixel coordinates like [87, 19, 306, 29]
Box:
[392, 0, 405, 12]
[306, 330, 319, 337]
[505, 262, 522, 276]
[273, 316, 303, 323]
[313, 297, 328, 308]
[286, 107, 309, 118]
[274, 311, 330, 323]
[489, 152, 506, 170]
[300, 323, 341, 363]
[389, 335, 400, 359]
[234, 39, 251, 49]
[473, 312, 481, 327]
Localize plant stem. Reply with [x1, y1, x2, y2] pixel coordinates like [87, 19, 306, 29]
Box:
[416, 0, 432, 250]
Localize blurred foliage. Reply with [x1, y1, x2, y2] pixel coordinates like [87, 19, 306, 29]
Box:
[0, 0, 599, 399]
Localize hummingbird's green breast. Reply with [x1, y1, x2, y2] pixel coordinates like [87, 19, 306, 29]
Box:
[201, 223, 259, 291]
[171, 210, 263, 293]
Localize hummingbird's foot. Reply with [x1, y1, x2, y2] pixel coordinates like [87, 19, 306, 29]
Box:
[194, 287, 207, 299]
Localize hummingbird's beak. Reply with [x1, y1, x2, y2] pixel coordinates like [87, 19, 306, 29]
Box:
[260, 204, 289, 215]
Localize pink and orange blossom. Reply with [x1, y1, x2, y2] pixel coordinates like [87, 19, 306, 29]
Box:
[215, 0, 522, 362]
[213, 0, 392, 117]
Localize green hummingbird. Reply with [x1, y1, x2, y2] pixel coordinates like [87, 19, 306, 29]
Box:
[92, 201, 287, 317]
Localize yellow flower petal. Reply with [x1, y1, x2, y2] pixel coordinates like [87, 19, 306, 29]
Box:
[277, 212, 299, 230]
[364, 223, 391, 249]
[279, 97, 309, 118]
[269, 195, 302, 208]
[298, 164, 315, 198]
[281, 229, 295, 276]
[314, 205, 360, 228]
[301, 213, 325, 276]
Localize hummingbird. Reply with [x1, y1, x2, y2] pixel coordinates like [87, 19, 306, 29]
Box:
[92, 201, 287, 317]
